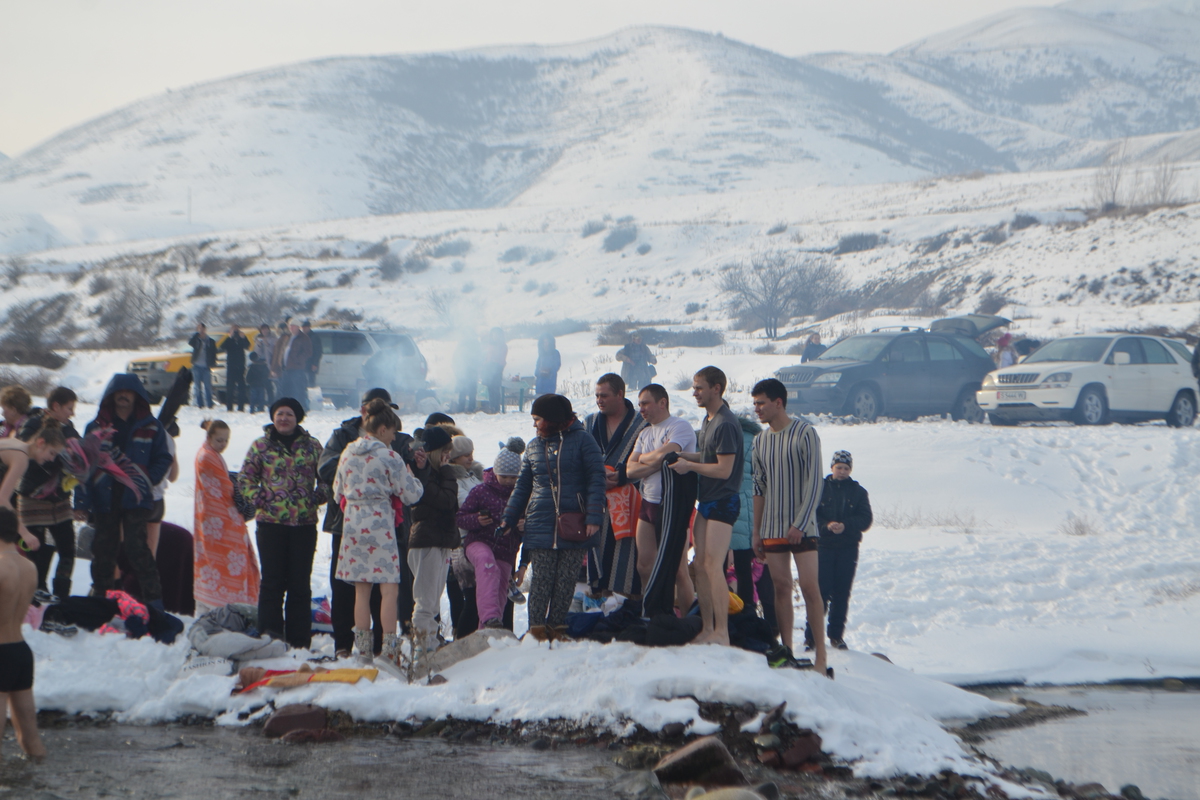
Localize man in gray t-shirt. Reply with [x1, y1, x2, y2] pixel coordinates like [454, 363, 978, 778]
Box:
[670, 366, 744, 647]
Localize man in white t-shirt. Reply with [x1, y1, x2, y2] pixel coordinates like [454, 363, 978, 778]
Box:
[625, 383, 697, 610]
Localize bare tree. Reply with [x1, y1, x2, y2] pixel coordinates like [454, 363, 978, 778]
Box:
[1149, 156, 1180, 207]
[0, 293, 77, 367]
[3, 256, 27, 289]
[719, 251, 847, 339]
[426, 288, 457, 328]
[96, 272, 178, 347]
[1092, 140, 1127, 212]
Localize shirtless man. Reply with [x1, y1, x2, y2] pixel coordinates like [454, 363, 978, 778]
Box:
[0, 506, 46, 760]
[669, 366, 744, 646]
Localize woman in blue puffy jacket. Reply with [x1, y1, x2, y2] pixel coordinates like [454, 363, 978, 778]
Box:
[502, 394, 605, 636]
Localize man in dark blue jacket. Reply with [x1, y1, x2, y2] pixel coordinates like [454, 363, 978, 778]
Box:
[219, 325, 250, 412]
[188, 322, 218, 408]
[76, 374, 174, 606]
[805, 450, 872, 650]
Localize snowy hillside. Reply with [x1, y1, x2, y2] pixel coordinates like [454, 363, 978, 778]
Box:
[6, 1, 1200, 254]
[5, 161, 1200, 372]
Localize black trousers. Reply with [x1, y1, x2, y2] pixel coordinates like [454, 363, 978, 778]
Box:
[642, 469, 697, 618]
[446, 569, 479, 639]
[757, 563, 778, 637]
[329, 533, 383, 654]
[819, 545, 859, 642]
[256, 522, 317, 649]
[225, 368, 247, 411]
[92, 506, 160, 602]
[29, 520, 75, 598]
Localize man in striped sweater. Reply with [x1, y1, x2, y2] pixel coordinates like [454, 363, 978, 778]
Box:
[750, 378, 828, 676]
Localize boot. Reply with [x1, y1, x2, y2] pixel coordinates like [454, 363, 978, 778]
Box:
[376, 633, 404, 679]
[353, 627, 374, 664]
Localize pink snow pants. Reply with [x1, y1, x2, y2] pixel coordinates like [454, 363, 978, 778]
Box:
[465, 541, 512, 625]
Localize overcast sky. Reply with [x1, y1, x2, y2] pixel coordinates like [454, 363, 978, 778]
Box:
[0, 0, 1059, 157]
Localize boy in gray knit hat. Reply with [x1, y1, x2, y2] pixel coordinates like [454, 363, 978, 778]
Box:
[805, 449, 873, 651]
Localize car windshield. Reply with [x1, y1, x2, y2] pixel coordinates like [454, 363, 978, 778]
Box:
[1024, 337, 1110, 363]
[816, 335, 893, 362]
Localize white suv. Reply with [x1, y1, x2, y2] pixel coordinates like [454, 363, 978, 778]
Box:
[977, 334, 1197, 427]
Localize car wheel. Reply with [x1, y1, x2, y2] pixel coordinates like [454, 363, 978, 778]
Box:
[1074, 386, 1109, 425]
[988, 413, 1018, 426]
[846, 385, 881, 422]
[1166, 391, 1197, 428]
[952, 388, 986, 423]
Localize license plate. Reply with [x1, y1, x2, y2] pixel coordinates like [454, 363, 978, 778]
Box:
[997, 390, 1026, 401]
[789, 390, 800, 399]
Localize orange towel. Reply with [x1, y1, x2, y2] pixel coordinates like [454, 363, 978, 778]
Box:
[605, 467, 641, 540]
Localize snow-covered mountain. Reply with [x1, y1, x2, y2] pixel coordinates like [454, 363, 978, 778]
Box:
[813, 0, 1200, 168]
[4, 1, 1200, 255]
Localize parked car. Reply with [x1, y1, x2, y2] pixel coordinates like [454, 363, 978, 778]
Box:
[977, 334, 1197, 427]
[774, 315, 1009, 422]
[306, 327, 428, 409]
[127, 328, 259, 405]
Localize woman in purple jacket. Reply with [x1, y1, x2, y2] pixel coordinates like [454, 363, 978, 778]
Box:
[458, 439, 525, 628]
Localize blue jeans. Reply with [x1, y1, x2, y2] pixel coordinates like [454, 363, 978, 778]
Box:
[249, 385, 269, 412]
[281, 369, 309, 411]
[192, 365, 214, 408]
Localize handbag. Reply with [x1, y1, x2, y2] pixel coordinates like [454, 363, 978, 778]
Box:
[547, 437, 590, 543]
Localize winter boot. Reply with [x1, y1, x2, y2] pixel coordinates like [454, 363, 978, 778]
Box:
[352, 627, 374, 665]
[376, 633, 404, 679]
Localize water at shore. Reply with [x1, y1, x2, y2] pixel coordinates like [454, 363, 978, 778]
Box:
[976, 686, 1200, 800]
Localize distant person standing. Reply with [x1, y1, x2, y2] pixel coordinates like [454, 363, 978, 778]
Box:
[534, 333, 561, 398]
[749, 378, 828, 676]
[0, 506, 46, 761]
[482, 328, 507, 413]
[453, 333, 481, 414]
[669, 366, 743, 646]
[270, 321, 290, 403]
[801, 333, 826, 363]
[220, 325, 250, 412]
[805, 450, 872, 652]
[995, 333, 1017, 368]
[252, 323, 276, 402]
[279, 319, 312, 412]
[303, 320, 322, 388]
[247, 352, 270, 413]
[189, 322, 218, 409]
[615, 331, 656, 392]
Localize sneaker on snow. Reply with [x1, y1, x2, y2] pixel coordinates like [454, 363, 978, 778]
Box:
[507, 579, 527, 605]
[41, 620, 78, 637]
[33, 589, 58, 606]
[830, 638, 849, 650]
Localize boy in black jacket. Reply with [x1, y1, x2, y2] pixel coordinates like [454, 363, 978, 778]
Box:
[806, 450, 872, 651]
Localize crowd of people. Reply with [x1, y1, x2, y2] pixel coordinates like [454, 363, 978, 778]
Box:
[0, 354, 874, 761]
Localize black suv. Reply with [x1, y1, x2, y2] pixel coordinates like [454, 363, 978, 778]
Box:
[774, 315, 1008, 422]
